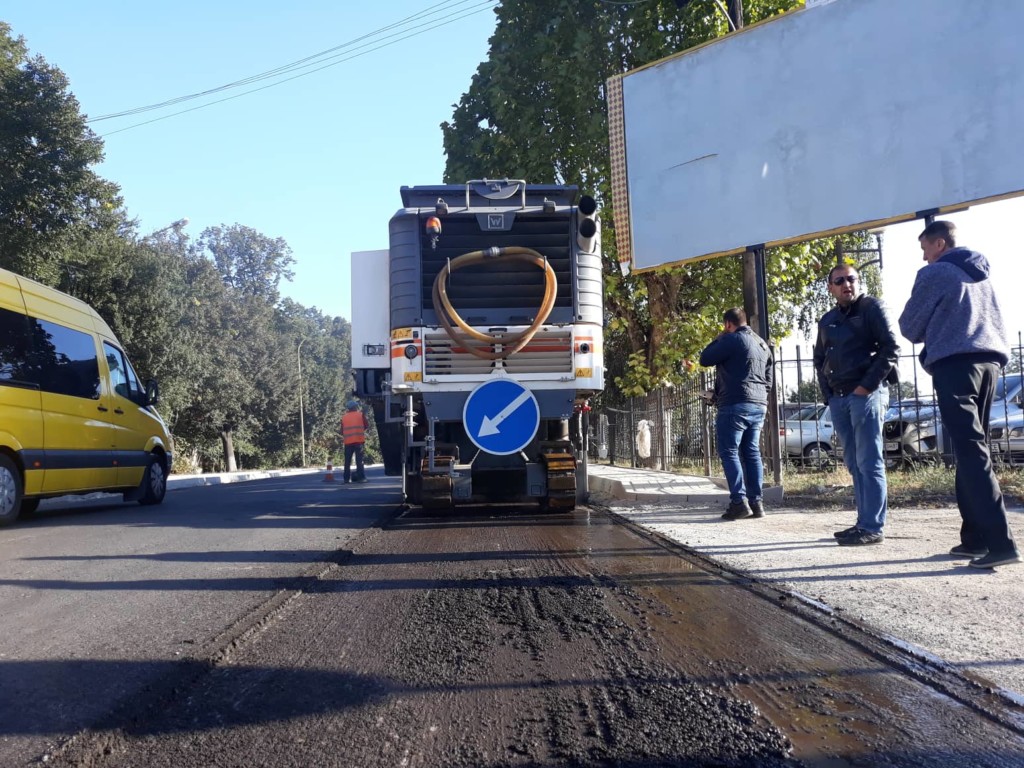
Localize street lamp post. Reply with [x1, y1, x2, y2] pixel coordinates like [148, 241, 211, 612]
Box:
[297, 339, 307, 467]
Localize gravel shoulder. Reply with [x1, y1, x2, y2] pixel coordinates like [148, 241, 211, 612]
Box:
[601, 495, 1024, 701]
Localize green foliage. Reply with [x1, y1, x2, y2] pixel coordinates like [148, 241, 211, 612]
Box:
[787, 379, 823, 405]
[0, 22, 122, 278]
[890, 380, 919, 402]
[198, 224, 295, 304]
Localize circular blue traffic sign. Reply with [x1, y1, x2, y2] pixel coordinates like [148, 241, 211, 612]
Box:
[463, 378, 541, 455]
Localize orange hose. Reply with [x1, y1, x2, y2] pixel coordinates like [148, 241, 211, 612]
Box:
[431, 247, 557, 361]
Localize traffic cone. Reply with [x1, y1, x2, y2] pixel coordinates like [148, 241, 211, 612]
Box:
[323, 460, 337, 483]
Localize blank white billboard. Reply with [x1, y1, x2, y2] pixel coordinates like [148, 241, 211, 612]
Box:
[614, 0, 1024, 271]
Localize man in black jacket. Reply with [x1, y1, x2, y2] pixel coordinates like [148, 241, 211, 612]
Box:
[814, 265, 900, 546]
[699, 307, 774, 520]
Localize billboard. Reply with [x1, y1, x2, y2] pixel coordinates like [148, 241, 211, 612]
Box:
[608, 0, 1024, 271]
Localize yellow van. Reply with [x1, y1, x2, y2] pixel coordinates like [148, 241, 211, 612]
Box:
[0, 267, 174, 525]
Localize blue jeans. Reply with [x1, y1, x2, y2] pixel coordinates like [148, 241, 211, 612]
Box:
[715, 403, 767, 505]
[829, 389, 887, 534]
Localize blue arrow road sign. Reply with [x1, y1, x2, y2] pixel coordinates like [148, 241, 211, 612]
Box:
[463, 378, 541, 455]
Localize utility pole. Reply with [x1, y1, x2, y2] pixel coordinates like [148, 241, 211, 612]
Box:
[297, 339, 307, 468]
[723, 0, 779, 481]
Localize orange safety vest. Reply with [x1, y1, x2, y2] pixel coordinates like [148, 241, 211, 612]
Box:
[341, 410, 367, 445]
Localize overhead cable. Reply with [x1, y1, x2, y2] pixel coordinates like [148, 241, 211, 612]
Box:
[91, 0, 496, 133]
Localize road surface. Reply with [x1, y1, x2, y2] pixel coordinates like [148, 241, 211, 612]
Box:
[2, 471, 1022, 766]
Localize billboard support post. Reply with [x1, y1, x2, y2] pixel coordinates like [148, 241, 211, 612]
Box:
[725, 0, 763, 345]
[751, 245, 782, 485]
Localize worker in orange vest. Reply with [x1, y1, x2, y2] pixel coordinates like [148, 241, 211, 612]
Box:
[341, 399, 370, 483]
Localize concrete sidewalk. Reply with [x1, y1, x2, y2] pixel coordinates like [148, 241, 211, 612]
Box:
[588, 463, 1024, 703]
[587, 462, 783, 506]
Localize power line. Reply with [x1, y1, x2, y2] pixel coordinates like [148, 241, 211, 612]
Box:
[92, 0, 496, 135]
[89, 0, 489, 122]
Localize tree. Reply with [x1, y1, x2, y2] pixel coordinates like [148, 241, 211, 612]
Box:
[197, 224, 295, 304]
[787, 379, 824, 405]
[442, 0, 889, 397]
[890, 380, 919, 403]
[0, 23, 122, 280]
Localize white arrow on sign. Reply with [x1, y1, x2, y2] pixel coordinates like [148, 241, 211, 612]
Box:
[478, 390, 533, 437]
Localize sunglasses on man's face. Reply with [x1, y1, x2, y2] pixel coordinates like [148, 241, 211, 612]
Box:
[831, 275, 858, 286]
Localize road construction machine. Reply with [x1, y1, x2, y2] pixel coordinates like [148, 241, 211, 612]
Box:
[350, 179, 603, 510]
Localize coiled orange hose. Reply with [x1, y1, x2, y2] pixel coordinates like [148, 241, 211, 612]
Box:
[432, 246, 557, 361]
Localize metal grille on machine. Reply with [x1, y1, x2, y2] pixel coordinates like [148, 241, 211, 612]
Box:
[424, 329, 573, 377]
[419, 214, 573, 323]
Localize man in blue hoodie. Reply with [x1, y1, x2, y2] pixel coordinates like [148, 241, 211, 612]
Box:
[699, 307, 774, 520]
[899, 220, 1019, 569]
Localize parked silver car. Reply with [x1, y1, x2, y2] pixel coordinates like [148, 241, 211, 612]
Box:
[780, 404, 835, 464]
[989, 410, 1024, 461]
[882, 400, 943, 467]
[884, 374, 1023, 467]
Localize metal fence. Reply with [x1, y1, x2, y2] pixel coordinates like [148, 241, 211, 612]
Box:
[590, 332, 1024, 476]
[590, 372, 718, 474]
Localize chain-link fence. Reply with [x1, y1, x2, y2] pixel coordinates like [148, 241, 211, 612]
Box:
[591, 332, 1024, 476]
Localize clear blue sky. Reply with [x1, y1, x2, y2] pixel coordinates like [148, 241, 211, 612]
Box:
[4, 0, 498, 321]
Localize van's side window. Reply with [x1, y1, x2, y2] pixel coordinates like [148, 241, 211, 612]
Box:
[103, 342, 144, 403]
[0, 307, 35, 388]
[28, 319, 101, 399]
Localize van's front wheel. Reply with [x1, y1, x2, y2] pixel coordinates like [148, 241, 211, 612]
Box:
[0, 455, 25, 526]
[138, 454, 167, 506]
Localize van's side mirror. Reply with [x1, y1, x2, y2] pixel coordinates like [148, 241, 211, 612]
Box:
[145, 379, 160, 406]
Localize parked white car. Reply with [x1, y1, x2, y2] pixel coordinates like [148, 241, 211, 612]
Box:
[780, 404, 834, 464]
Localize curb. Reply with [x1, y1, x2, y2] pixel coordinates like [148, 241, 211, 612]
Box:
[167, 468, 322, 490]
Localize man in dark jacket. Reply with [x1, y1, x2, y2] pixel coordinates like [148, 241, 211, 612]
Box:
[699, 307, 774, 520]
[814, 265, 899, 546]
[899, 220, 1018, 569]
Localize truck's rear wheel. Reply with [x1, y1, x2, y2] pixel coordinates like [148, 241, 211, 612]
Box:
[0, 455, 24, 526]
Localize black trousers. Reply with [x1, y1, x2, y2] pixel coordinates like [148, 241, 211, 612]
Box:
[343, 443, 365, 482]
[931, 357, 1017, 554]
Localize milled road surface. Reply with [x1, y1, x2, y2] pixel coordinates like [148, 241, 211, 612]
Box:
[22, 478, 1024, 767]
